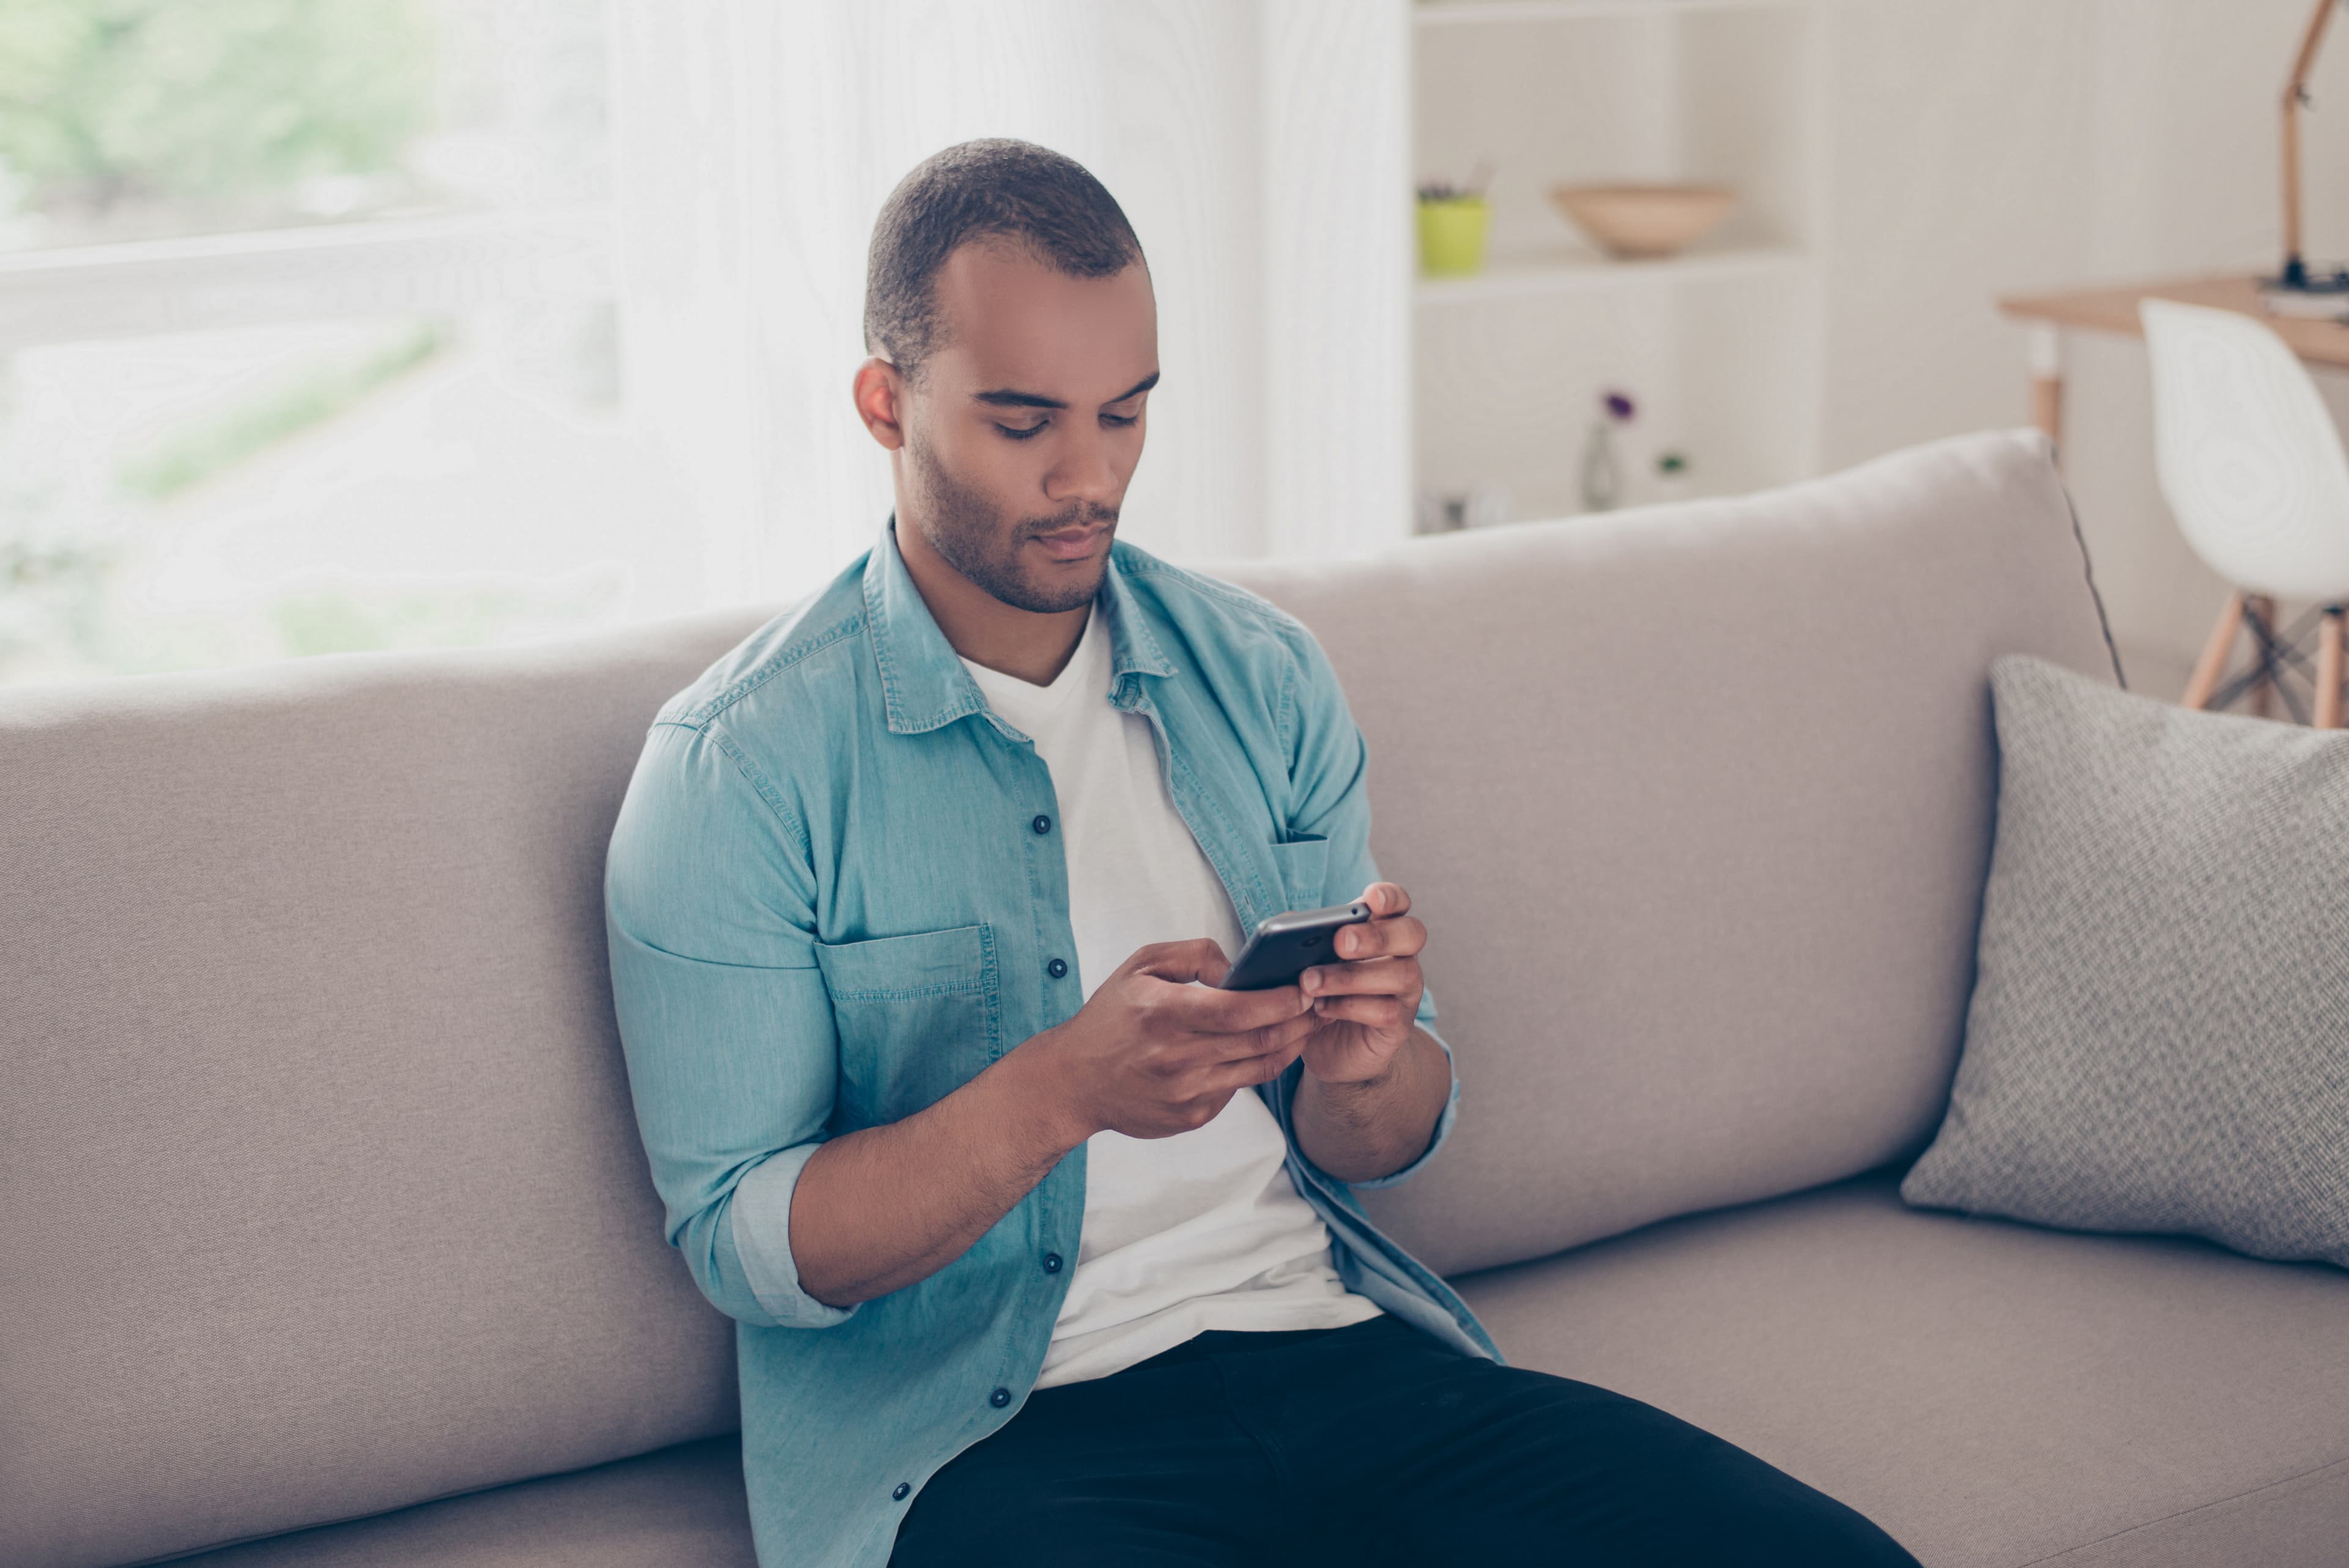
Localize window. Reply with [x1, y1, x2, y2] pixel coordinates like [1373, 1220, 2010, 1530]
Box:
[0, 0, 698, 685]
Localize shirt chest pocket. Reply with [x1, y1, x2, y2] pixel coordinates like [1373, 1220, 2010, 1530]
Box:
[815, 923, 1002, 1128]
[1267, 834, 1330, 913]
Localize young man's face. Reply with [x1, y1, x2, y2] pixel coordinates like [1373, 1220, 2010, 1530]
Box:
[891, 238, 1159, 614]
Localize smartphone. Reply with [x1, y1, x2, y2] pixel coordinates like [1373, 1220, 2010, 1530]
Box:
[1214, 901, 1373, 991]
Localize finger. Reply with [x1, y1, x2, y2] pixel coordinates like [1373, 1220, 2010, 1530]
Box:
[1308, 992, 1409, 1030]
[1360, 881, 1411, 920]
[1203, 1030, 1307, 1094]
[1299, 954, 1417, 998]
[1127, 937, 1232, 986]
[1189, 1006, 1318, 1069]
[1333, 913, 1424, 962]
[1170, 976, 1313, 1036]
[1252, 1008, 1323, 1057]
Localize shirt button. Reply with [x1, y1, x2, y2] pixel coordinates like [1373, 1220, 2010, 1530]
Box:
[1047, 957, 1068, 979]
[1043, 1252, 1063, 1273]
[1031, 814, 1052, 834]
[892, 1482, 910, 1501]
[990, 1386, 1012, 1408]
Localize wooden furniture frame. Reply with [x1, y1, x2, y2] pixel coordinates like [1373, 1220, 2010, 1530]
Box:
[1997, 276, 2349, 460]
[2181, 593, 2348, 730]
[1997, 279, 2349, 730]
[2281, 0, 2347, 291]
[1995, 4, 2349, 730]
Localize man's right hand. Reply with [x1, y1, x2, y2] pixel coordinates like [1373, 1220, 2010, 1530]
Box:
[1034, 940, 1318, 1143]
[787, 940, 1314, 1310]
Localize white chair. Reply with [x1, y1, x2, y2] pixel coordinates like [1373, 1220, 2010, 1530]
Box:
[2141, 297, 2349, 728]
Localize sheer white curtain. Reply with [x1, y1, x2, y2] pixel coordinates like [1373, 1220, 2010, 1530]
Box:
[607, 0, 1410, 611]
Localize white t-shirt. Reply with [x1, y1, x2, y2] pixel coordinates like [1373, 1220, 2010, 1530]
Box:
[959, 602, 1384, 1389]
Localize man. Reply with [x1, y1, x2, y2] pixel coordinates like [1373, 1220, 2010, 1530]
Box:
[604, 138, 1920, 1568]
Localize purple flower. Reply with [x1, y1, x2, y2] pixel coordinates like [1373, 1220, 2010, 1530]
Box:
[1601, 390, 1636, 422]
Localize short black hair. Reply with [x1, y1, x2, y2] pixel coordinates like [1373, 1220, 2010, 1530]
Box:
[863, 138, 1146, 386]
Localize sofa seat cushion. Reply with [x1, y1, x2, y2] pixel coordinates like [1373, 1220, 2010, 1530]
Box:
[160, 1437, 754, 1568]
[161, 1177, 2349, 1568]
[1451, 1167, 2349, 1568]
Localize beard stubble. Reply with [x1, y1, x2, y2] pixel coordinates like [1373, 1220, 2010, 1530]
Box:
[905, 428, 1118, 615]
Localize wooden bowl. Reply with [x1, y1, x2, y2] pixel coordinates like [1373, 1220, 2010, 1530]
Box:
[1546, 183, 1736, 260]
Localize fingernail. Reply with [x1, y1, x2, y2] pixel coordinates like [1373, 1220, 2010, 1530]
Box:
[1301, 970, 1318, 992]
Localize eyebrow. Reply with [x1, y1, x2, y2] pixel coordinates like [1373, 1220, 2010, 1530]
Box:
[971, 370, 1160, 411]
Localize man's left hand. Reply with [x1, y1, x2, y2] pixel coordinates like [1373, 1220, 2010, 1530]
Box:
[1296, 881, 1425, 1087]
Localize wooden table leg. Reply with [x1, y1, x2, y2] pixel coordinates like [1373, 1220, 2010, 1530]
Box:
[2027, 323, 2065, 459]
[2318, 606, 2345, 730]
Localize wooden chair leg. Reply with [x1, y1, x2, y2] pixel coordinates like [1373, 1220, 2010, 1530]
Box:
[2318, 607, 2346, 730]
[2247, 595, 2279, 718]
[2183, 590, 2246, 710]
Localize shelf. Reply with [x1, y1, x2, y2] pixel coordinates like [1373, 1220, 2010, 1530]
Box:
[1414, 245, 1809, 305]
[1414, 0, 1806, 27]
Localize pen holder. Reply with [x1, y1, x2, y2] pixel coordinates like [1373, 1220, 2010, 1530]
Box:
[1417, 196, 1491, 277]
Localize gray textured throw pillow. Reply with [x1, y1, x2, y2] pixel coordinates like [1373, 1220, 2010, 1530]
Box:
[1901, 653, 2349, 1267]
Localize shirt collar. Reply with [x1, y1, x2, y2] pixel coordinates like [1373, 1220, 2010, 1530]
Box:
[863, 511, 1177, 736]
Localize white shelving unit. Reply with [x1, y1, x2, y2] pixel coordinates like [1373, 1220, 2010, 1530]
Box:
[1409, 0, 1826, 527]
[1414, 243, 1810, 305]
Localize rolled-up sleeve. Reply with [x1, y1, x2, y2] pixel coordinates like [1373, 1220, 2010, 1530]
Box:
[604, 719, 859, 1329]
[1278, 622, 1461, 1191]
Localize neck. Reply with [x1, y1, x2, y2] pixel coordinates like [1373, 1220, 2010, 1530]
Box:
[891, 513, 1091, 686]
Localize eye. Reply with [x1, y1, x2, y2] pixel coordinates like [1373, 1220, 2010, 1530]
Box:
[1102, 412, 1138, 429]
[995, 422, 1047, 441]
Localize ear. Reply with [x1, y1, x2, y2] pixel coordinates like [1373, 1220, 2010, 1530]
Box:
[852, 357, 907, 450]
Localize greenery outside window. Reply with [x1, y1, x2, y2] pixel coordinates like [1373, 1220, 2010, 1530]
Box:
[0, 0, 691, 686]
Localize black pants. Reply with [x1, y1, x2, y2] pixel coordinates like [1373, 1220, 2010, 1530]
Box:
[888, 1312, 1921, 1567]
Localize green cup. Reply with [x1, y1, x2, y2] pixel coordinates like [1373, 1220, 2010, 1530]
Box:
[1417, 196, 1490, 277]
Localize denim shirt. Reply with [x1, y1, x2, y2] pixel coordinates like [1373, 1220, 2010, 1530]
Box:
[604, 514, 1505, 1568]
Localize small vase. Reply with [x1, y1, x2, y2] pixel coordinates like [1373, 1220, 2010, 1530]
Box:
[1579, 420, 1620, 512]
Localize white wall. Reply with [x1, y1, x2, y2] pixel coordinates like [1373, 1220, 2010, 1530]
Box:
[1411, 4, 1827, 520]
[1817, 0, 2349, 687]
[1410, 0, 2349, 685]
[610, 0, 2349, 686]
[607, 0, 1409, 607]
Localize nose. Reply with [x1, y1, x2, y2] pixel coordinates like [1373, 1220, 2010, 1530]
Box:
[1044, 426, 1123, 516]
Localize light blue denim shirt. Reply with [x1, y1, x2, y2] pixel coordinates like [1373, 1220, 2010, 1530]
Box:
[604, 513, 1505, 1568]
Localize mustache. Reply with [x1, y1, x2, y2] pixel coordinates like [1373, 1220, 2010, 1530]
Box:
[1026, 505, 1119, 536]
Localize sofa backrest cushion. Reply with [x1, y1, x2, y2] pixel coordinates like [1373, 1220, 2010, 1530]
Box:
[1203, 429, 2122, 1277]
[1, 613, 762, 1568]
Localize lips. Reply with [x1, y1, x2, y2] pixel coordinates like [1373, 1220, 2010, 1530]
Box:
[1033, 524, 1107, 560]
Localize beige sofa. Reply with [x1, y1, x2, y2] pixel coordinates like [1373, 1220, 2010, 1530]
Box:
[6, 430, 2343, 1568]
